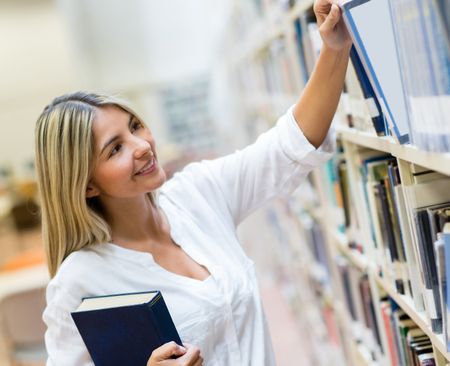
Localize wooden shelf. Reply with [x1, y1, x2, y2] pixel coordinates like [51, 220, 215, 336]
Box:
[329, 228, 369, 272]
[338, 128, 393, 154]
[391, 143, 450, 177]
[338, 128, 450, 176]
[373, 273, 450, 361]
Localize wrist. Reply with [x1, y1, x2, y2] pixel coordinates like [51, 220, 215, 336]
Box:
[321, 43, 352, 57]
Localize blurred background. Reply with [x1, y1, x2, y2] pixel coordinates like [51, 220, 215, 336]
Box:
[0, 0, 319, 365]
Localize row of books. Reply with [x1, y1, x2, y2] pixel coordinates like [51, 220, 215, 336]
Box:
[336, 255, 439, 365]
[381, 302, 438, 366]
[263, 186, 348, 364]
[330, 142, 450, 349]
[237, 37, 297, 99]
[336, 256, 383, 361]
[292, 8, 322, 86]
[231, 1, 450, 364]
[237, 0, 450, 152]
[340, 0, 450, 151]
[389, 0, 450, 152]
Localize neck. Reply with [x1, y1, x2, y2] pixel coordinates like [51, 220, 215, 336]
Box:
[101, 194, 168, 249]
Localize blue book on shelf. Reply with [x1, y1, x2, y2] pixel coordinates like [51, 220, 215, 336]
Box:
[340, 0, 410, 144]
[349, 46, 387, 136]
[293, 18, 310, 84]
[71, 290, 182, 366]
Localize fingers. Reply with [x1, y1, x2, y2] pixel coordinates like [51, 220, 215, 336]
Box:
[152, 341, 186, 361]
[320, 3, 341, 32]
[313, 0, 336, 22]
[192, 356, 204, 366]
[179, 343, 203, 365]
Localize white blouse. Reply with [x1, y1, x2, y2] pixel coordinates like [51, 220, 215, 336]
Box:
[43, 106, 334, 366]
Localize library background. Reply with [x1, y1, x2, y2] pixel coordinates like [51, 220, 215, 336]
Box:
[0, 0, 449, 365]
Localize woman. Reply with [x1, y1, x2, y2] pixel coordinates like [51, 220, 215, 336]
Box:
[38, 1, 351, 365]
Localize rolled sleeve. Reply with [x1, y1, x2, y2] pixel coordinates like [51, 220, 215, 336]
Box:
[276, 105, 336, 166]
[167, 106, 336, 225]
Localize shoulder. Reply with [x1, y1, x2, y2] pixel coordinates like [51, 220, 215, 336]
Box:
[161, 160, 222, 202]
[46, 246, 106, 311]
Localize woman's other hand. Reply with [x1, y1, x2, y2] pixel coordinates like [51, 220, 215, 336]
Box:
[147, 342, 204, 366]
[313, 0, 352, 51]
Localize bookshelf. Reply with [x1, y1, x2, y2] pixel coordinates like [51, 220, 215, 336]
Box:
[338, 129, 450, 177]
[229, 0, 450, 365]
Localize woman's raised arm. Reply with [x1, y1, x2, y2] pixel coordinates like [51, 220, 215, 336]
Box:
[293, 0, 352, 148]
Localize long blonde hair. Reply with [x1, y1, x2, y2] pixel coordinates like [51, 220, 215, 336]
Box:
[35, 91, 155, 277]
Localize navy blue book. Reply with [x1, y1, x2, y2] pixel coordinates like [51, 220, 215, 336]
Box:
[71, 290, 182, 366]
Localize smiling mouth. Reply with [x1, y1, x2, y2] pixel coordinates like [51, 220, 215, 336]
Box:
[135, 157, 157, 175]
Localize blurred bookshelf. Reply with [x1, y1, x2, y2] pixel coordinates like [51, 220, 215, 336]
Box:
[229, 0, 450, 365]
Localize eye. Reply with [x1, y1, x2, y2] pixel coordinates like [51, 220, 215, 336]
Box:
[130, 119, 143, 132]
[109, 144, 122, 157]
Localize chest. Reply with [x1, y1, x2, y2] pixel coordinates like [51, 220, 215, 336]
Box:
[151, 239, 211, 282]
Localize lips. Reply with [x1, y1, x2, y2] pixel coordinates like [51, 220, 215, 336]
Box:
[135, 157, 156, 176]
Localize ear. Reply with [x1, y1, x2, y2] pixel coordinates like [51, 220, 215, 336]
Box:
[86, 182, 100, 198]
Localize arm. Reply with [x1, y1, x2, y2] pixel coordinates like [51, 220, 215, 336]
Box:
[43, 285, 95, 366]
[168, 2, 350, 225]
[293, 0, 352, 148]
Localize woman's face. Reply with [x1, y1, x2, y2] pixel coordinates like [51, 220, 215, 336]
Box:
[87, 105, 166, 201]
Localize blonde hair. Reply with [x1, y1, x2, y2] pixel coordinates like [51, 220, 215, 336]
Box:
[35, 91, 155, 277]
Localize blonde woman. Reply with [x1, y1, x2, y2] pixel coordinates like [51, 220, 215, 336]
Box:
[37, 1, 351, 365]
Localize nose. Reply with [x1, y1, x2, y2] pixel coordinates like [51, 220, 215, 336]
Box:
[132, 136, 153, 160]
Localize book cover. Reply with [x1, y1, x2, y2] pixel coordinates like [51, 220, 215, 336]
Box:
[341, 0, 411, 144]
[71, 290, 182, 366]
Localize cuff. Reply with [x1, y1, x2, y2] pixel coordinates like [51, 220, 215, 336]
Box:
[276, 105, 336, 166]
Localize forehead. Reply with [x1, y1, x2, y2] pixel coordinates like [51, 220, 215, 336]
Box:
[93, 105, 130, 129]
[92, 106, 131, 141]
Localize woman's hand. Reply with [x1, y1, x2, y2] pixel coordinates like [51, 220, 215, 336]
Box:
[147, 342, 204, 366]
[313, 0, 352, 51]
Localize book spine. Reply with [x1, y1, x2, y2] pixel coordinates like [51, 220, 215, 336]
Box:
[349, 46, 386, 136]
[435, 235, 447, 350]
[445, 228, 450, 351]
[293, 18, 309, 84]
[150, 293, 183, 346]
[415, 210, 442, 333]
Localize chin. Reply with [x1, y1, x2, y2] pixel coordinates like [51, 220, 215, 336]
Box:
[154, 169, 167, 188]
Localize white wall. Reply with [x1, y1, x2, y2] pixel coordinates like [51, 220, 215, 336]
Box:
[57, 0, 230, 88]
[0, 0, 236, 176]
[0, 0, 83, 176]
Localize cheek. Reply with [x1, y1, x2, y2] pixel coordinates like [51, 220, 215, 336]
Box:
[95, 157, 133, 186]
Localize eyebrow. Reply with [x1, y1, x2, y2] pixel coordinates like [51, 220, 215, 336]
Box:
[99, 115, 134, 156]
